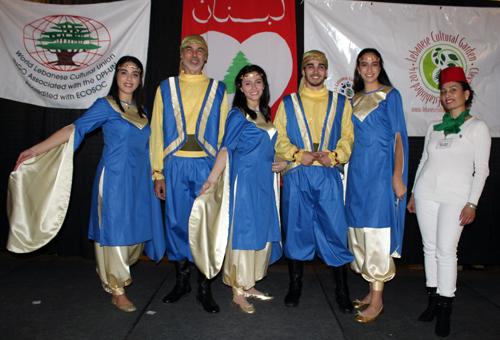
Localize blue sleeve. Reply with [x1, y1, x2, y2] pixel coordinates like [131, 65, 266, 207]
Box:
[220, 108, 247, 152]
[386, 89, 407, 137]
[73, 98, 111, 150]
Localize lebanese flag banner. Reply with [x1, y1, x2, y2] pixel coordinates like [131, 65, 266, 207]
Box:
[0, 0, 150, 109]
[182, 0, 297, 118]
[305, 0, 500, 137]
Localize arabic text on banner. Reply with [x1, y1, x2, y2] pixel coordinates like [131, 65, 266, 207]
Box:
[0, 0, 151, 109]
[305, 0, 500, 137]
[182, 0, 297, 118]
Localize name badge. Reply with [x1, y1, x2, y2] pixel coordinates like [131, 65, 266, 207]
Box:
[436, 139, 452, 149]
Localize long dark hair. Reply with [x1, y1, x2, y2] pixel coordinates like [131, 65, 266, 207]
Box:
[108, 56, 146, 117]
[232, 65, 271, 122]
[353, 48, 393, 94]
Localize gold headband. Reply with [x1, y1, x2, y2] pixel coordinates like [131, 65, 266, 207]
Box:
[180, 34, 208, 56]
[302, 50, 328, 69]
[240, 72, 264, 79]
[117, 64, 141, 72]
[358, 57, 381, 62]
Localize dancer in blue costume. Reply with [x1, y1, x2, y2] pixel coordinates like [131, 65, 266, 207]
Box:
[346, 48, 409, 323]
[274, 50, 355, 313]
[192, 65, 286, 314]
[150, 34, 229, 313]
[11, 56, 164, 312]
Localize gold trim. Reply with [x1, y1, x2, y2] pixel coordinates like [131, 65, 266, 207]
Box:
[164, 78, 186, 157]
[197, 80, 219, 158]
[105, 97, 147, 130]
[320, 93, 338, 151]
[290, 93, 312, 151]
[352, 86, 392, 122]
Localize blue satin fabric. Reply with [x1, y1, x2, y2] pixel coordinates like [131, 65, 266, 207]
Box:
[282, 166, 354, 266]
[73, 98, 165, 261]
[222, 109, 282, 264]
[160, 77, 226, 160]
[164, 156, 214, 261]
[345, 87, 409, 255]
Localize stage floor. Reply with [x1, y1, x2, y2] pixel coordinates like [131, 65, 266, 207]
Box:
[1, 251, 498, 340]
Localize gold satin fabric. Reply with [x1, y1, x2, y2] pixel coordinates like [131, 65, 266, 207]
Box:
[348, 227, 396, 290]
[274, 85, 354, 166]
[106, 97, 147, 130]
[94, 242, 144, 295]
[189, 157, 231, 279]
[223, 213, 272, 294]
[150, 71, 229, 180]
[352, 86, 392, 122]
[95, 169, 144, 294]
[7, 132, 75, 253]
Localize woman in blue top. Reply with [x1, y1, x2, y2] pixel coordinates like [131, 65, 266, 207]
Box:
[345, 48, 409, 323]
[13, 56, 163, 312]
[192, 65, 285, 314]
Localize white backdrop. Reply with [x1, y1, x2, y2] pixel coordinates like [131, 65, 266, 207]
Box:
[305, 0, 500, 137]
[0, 0, 150, 109]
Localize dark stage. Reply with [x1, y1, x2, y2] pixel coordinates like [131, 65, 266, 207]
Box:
[1, 251, 498, 339]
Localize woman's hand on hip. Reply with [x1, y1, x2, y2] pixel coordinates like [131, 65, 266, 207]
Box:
[459, 205, 476, 226]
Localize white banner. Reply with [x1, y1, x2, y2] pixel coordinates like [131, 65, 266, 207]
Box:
[305, 0, 500, 137]
[0, 0, 150, 109]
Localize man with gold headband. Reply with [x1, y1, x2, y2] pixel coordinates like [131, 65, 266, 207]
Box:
[274, 50, 355, 313]
[149, 34, 229, 313]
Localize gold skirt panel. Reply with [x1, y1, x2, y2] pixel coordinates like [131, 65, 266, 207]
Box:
[348, 227, 395, 290]
[189, 157, 231, 279]
[7, 132, 75, 253]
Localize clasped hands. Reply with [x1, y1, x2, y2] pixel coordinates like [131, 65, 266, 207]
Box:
[300, 151, 332, 167]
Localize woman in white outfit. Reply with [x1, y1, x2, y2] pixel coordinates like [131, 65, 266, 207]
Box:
[407, 66, 491, 338]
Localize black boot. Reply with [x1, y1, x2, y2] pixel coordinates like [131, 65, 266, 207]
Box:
[284, 259, 303, 307]
[196, 269, 220, 314]
[163, 258, 191, 303]
[332, 265, 354, 313]
[435, 296, 453, 337]
[418, 287, 438, 322]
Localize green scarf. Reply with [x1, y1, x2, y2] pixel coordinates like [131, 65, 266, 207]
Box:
[433, 109, 470, 135]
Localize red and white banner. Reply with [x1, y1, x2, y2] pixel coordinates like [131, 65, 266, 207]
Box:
[182, 0, 297, 118]
[305, 0, 500, 137]
[0, 0, 150, 109]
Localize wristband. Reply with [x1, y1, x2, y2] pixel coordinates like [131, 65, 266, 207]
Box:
[466, 202, 477, 210]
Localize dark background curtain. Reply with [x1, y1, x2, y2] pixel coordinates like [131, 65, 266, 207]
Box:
[1, 0, 499, 264]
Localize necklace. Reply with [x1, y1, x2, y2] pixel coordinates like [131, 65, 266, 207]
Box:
[120, 100, 135, 109]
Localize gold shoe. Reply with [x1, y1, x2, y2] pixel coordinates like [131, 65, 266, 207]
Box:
[243, 292, 274, 301]
[111, 296, 137, 312]
[355, 307, 384, 323]
[353, 299, 370, 309]
[230, 299, 255, 314]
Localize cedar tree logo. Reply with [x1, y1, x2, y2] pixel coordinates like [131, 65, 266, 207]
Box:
[24, 15, 110, 71]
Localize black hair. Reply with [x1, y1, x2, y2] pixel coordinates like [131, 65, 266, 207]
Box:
[108, 56, 146, 117]
[232, 65, 271, 122]
[353, 48, 393, 94]
[439, 74, 474, 109]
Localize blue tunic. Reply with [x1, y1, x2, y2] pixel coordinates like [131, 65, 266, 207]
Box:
[73, 98, 164, 259]
[345, 86, 408, 256]
[222, 108, 281, 262]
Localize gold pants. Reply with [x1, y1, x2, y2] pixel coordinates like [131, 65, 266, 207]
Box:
[222, 222, 272, 296]
[348, 227, 395, 291]
[95, 242, 144, 295]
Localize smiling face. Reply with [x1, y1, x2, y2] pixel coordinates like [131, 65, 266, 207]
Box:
[357, 52, 382, 89]
[240, 72, 264, 109]
[181, 43, 207, 75]
[302, 60, 327, 90]
[116, 62, 141, 102]
[441, 81, 470, 117]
